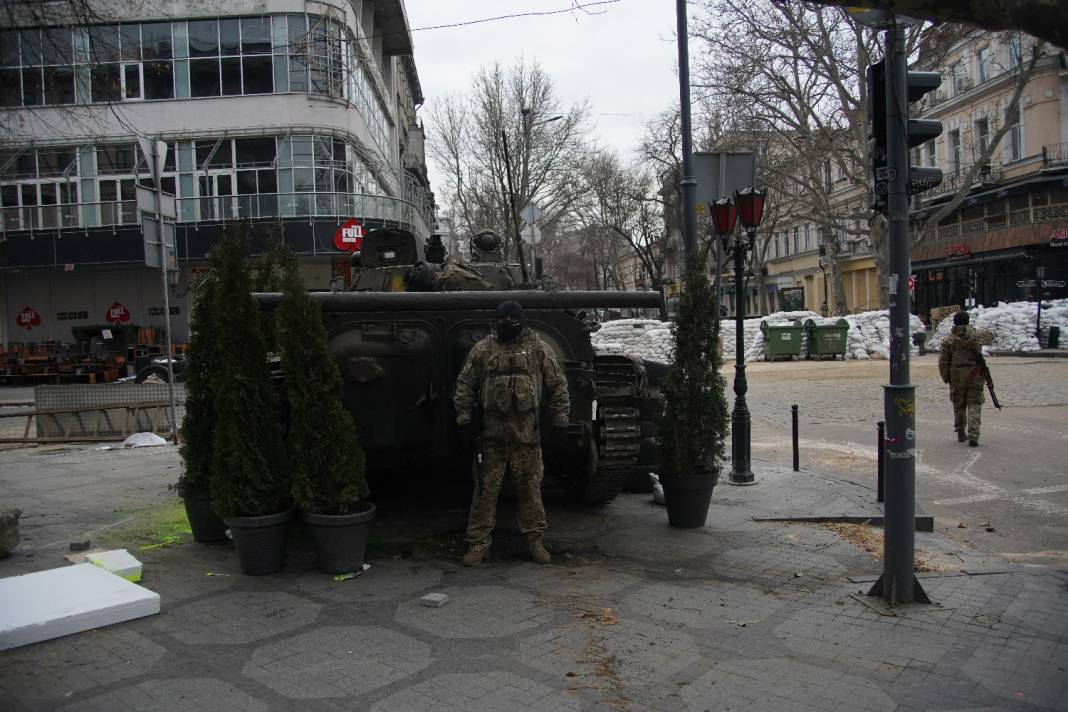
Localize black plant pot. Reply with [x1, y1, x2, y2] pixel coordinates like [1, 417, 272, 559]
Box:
[183, 492, 228, 543]
[224, 509, 293, 575]
[662, 474, 716, 528]
[303, 503, 376, 574]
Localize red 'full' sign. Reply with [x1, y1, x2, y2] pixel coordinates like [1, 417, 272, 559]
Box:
[106, 302, 131, 324]
[334, 219, 363, 252]
[17, 306, 41, 330]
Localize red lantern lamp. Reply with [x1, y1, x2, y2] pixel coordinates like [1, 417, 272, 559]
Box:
[734, 187, 766, 229]
[710, 197, 738, 235]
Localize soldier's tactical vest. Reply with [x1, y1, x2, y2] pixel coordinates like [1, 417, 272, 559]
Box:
[481, 343, 542, 415]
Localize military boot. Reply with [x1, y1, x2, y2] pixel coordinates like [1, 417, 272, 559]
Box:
[956, 430, 966, 443]
[462, 544, 488, 567]
[969, 438, 979, 447]
[526, 536, 551, 564]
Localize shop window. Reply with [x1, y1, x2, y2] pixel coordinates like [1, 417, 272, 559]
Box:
[141, 22, 172, 60]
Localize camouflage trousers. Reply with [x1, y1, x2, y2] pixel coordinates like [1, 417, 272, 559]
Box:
[950, 374, 983, 440]
[466, 441, 545, 548]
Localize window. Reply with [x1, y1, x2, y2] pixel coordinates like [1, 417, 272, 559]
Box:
[143, 60, 174, 99]
[925, 139, 937, 168]
[189, 57, 219, 96]
[948, 129, 962, 174]
[792, 227, 799, 254]
[188, 19, 219, 57]
[1006, 105, 1023, 161]
[950, 62, 966, 95]
[1006, 33, 1022, 69]
[977, 45, 991, 83]
[91, 63, 121, 102]
[804, 223, 812, 252]
[97, 144, 136, 174]
[974, 117, 990, 156]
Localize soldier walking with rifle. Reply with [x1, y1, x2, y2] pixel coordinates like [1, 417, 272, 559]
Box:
[939, 310, 1000, 446]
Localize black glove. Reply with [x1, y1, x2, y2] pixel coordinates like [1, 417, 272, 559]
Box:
[550, 426, 569, 454]
[457, 422, 477, 451]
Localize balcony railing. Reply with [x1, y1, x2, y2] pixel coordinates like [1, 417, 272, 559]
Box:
[925, 162, 1002, 199]
[932, 200, 1068, 240]
[1, 191, 431, 240]
[1042, 143, 1068, 169]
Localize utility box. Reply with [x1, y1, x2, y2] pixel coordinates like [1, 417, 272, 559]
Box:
[760, 319, 803, 361]
[804, 318, 849, 360]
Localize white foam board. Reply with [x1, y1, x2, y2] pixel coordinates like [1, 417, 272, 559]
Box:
[0, 563, 160, 651]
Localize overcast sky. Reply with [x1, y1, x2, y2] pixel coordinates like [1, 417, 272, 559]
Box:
[403, 0, 681, 189]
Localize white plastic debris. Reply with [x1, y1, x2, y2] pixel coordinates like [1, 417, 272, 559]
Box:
[86, 549, 144, 583]
[650, 473, 665, 506]
[420, 592, 449, 607]
[122, 432, 168, 448]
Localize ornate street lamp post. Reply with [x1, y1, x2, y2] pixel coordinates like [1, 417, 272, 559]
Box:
[715, 188, 766, 485]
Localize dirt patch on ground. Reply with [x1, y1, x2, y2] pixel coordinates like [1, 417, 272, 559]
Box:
[819, 521, 948, 572]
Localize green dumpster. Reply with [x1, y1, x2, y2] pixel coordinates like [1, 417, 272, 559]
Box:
[804, 318, 849, 360]
[760, 319, 803, 361]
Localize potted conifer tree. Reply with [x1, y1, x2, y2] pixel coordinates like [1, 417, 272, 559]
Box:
[658, 253, 729, 528]
[276, 246, 374, 574]
[176, 273, 227, 542]
[209, 221, 292, 574]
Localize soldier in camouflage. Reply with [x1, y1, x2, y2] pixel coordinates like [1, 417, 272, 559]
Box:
[938, 310, 984, 446]
[453, 301, 571, 567]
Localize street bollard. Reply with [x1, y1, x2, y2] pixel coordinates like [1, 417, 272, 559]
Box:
[876, 421, 885, 503]
[791, 404, 799, 472]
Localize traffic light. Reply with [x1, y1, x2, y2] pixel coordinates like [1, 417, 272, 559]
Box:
[866, 60, 888, 212]
[867, 61, 945, 213]
[904, 71, 944, 194]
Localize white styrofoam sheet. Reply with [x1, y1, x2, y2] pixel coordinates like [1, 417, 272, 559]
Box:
[0, 563, 160, 651]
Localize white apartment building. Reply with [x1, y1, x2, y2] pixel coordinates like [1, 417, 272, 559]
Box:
[0, 0, 431, 348]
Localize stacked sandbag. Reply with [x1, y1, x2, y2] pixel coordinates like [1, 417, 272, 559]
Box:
[590, 319, 674, 363]
[928, 299, 1068, 354]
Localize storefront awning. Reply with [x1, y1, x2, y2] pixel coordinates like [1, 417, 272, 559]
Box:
[914, 248, 1029, 271]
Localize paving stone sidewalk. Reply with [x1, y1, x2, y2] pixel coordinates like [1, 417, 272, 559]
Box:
[0, 449, 1065, 711]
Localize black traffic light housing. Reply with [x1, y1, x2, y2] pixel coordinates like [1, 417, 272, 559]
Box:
[867, 61, 944, 213]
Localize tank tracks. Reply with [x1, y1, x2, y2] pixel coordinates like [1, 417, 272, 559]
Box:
[578, 356, 643, 503]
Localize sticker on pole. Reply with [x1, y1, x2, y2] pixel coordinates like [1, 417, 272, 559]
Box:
[333, 219, 363, 252]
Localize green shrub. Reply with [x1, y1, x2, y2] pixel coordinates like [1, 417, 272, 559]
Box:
[176, 274, 219, 497]
[208, 221, 289, 518]
[276, 245, 369, 514]
[659, 253, 729, 482]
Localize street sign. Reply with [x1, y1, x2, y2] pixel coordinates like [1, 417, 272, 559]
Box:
[142, 217, 177, 270]
[136, 185, 177, 220]
[136, 137, 168, 188]
[693, 152, 756, 204]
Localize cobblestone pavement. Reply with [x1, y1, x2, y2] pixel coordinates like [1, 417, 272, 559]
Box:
[2, 444, 1066, 711]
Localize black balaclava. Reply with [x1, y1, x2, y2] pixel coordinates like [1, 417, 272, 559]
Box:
[495, 300, 525, 343]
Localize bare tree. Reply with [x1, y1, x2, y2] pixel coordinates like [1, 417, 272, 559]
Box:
[426, 59, 591, 271]
[793, 0, 1067, 50]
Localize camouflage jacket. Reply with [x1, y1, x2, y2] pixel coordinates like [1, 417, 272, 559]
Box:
[453, 328, 571, 444]
[939, 325, 981, 383]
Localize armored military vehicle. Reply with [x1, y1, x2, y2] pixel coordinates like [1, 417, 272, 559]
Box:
[256, 228, 663, 503]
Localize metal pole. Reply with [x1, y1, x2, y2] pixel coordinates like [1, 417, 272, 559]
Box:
[869, 23, 928, 605]
[877, 420, 885, 503]
[729, 232, 754, 484]
[791, 404, 799, 472]
[676, 0, 697, 258]
[149, 139, 179, 444]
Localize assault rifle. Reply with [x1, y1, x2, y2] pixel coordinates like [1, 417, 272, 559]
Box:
[973, 353, 1001, 410]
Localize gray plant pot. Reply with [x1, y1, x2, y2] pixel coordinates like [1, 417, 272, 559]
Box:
[224, 509, 293, 575]
[182, 492, 227, 543]
[303, 503, 376, 574]
[662, 474, 715, 528]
